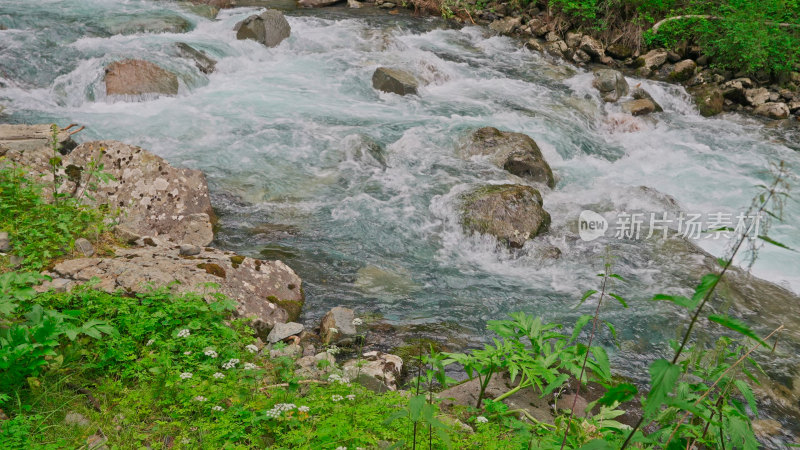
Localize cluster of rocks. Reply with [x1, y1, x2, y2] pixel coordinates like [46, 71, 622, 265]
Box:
[103, 10, 291, 98]
[478, 8, 800, 120]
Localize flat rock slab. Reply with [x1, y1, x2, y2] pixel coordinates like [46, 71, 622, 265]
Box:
[267, 321, 304, 343]
[372, 67, 418, 96]
[104, 59, 178, 97]
[49, 242, 304, 336]
[0, 123, 77, 155]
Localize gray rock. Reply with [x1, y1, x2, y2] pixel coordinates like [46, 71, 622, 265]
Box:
[74, 238, 95, 257]
[621, 98, 658, 116]
[721, 78, 754, 104]
[439, 372, 554, 423]
[9, 254, 23, 268]
[543, 40, 568, 57]
[636, 49, 668, 70]
[461, 127, 555, 188]
[556, 393, 588, 417]
[51, 245, 304, 337]
[690, 85, 724, 117]
[572, 49, 591, 64]
[631, 87, 663, 112]
[745, 88, 770, 106]
[179, 244, 202, 256]
[113, 225, 141, 244]
[320, 306, 357, 345]
[754, 102, 790, 119]
[525, 38, 543, 53]
[104, 59, 178, 97]
[565, 32, 582, 48]
[0, 124, 77, 156]
[104, 13, 192, 35]
[64, 412, 90, 427]
[460, 184, 550, 248]
[0, 231, 9, 252]
[267, 321, 304, 343]
[341, 134, 386, 167]
[669, 59, 696, 82]
[298, 0, 343, 6]
[592, 69, 629, 102]
[343, 351, 403, 391]
[372, 67, 418, 96]
[605, 43, 632, 59]
[269, 343, 301, 358]
[488, 17, 521, 34]
[234, 10, 291, 48]
[579, 35, 604, 58]
[176, 43, 216, 74]
[347, 0, 362, 7]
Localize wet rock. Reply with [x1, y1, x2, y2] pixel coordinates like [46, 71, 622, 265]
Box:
[754, 102, 790, 119]
[461, 127, 554, 187]
[690, 85, 724, 117]
[343, 351, 403, 391]
[0, 232, 9, 252]
[621, 98, 658, 116]
[51, 244, 303, 336]
[489, 16, 521, 34]
[234, 10, 291, 48]
[372, 67, 418, 96]
[298, 0, 343, 6]
[460, 184, 550, 248]
[74, 238, 95, 257]
[347, 0, 362, 7]
[179, 2, 220, 19]
[320, 306, 357, 345]
[176, 42, 216, 74]
[525, 38, 543, 53]
[572, 49, 591, 64]
[605, 43, 632, 60]
[752, 418, 782, 438]
[378, 2, 396, 8]
[104, 59, 178, 97]
[340, 134, 386, 167]
[543, 40, 568, 57]
[592, 69, 629, 102]
[267, 321, 304, 343]
[64, 412, 90, 427]
[631, 87, 663, 112]
[669, 59, 696, 82]
[636, 49, 668, 71]
[579, 35, 604, 59]
[721, 78, 754, 104]
[105, 13, 192, 35]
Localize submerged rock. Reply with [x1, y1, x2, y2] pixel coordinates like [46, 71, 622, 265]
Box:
[460, 184, 550, 248]
[176, 42, 216, 74]
[592, 69, 629, 102]
[340, 134, 386, 167]
[104, 59, 178, 97]
[631, 86, 663, 112]
[104, 13, 193, 35]
[234, 10, 291, 48]
[50, 242, 303, 336]
[621, 98, 658, 116]
[372, 67, 419, 96]
[461, 127, 555, 188]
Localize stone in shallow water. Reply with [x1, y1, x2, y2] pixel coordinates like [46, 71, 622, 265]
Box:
[234, 10, 291, 48]
[621, 98, 658, 116]
[592, 69, 629, 102]
[267, 321, 304, 343]
[460, 184, 550, 248]
[176, 42, 216, 74]
[104, 59, 178, 97]
[461, 127, 555, 188]
[372, 67, 418, 96]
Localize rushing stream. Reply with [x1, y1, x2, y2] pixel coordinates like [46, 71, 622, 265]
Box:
[2, 0, 800, 444]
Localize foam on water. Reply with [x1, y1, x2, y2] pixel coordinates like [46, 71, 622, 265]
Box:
[2, 1, 800, 396]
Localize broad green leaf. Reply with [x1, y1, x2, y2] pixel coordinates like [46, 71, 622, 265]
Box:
[758, 235, 795, 251]
[597, 383, 638, 406]
[692, 273, 719, 302]
[734, 379, 758, 417]
[644, 359, 681, 417]
[707, 315, 767, 347]
[652, 294, 698, 310]
[609, 293, 628, 308]
[579, 289, 598, 306]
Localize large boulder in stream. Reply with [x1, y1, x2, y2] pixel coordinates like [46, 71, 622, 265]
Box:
[44, 240, 304, 337]
[234, 10, 291, 48]
[461, 127, 555, 188]
[460, 184, 550, 248]
[372, 67, 419, 96]
[104, 59, 179, 97]
[592, 69, 628, 102]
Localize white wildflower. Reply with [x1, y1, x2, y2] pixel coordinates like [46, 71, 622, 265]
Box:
[212, 405, 224, 412]
[298, 406, 310, 413]
[352, 318, 363, 326]
[222, 358, 240, 370]
[329, 327, 339, 334]
[213, 372, 225, 379]
[183, 351, 192, 355]
[331, 395, 343, 402]
[335, 447, 347, 450]
[245, 344, 259, 354]
[204, 349, 218, 358]
[326, 345, 341, 355]
[243, 362, 257, 370]
[177, 329, 191, 338]
[476, 416, 489, 423]
[194, 396, 207, 402]
[179, 372, 193, 380]
[346, 394, 356, 401]
[145, 339, 155, 346]
[328, 374, 350, 384]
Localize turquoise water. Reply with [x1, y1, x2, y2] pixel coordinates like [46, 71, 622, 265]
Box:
[2, 0, 799, 441]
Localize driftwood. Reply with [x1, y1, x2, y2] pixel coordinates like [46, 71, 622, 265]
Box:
[651, 14, 800, 33]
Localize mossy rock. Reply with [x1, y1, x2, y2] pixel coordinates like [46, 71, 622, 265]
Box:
[460, 184, 550, 248]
